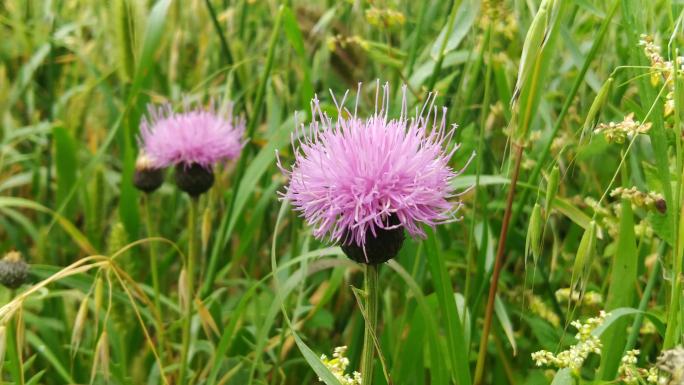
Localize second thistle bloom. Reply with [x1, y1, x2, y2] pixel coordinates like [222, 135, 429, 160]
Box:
[139, 101, 245, 196]
[279, 83, 471, 264]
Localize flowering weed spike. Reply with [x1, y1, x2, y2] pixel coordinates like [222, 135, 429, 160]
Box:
[279, 82, 473, 264]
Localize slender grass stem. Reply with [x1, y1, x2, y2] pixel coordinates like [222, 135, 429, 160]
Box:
[474, 143, 524, 385]
[201, 7, 284, 298]
[426, 1, 460, 91]
[143, 193, 165, 360]
[361, 264, 379, 385]
[203, 0, 246, 109]
[179, 198, 198, 385]
[405, 0, 429, 76]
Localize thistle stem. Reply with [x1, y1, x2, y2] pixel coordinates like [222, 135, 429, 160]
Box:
[473, 143, 524, 385]
[361, 264, 379, 385]
[143, 194, 165, 360]
[179, 198, 198, 385]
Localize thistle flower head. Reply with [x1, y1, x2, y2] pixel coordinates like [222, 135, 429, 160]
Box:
[139, 100, 245, 169]
[133, 152, 164, 193]
[0, 250, 29, 289]
[279, 82, 472, 263]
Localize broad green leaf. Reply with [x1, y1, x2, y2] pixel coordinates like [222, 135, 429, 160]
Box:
[597, 200, 638, 380]
[26, 332, 75, 384]
[291, 330, 343, 385]
[424, 229, 471, 385]
[550, 368, 573, 385]
[592, 308, 666, 338]
[282, 6, 314, 108]
[53, 126, 79, 218]
[387, 260, 448, 385]
[495, 295, 517, 355]
[430, 0, 479, 59]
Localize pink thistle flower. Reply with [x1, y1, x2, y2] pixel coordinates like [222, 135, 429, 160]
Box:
[278, 83, 473, 264]
[139, 100, 245, 169]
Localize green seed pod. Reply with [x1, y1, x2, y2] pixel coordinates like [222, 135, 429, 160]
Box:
[71, 296, 90, 355]
[0, 251, 29, 289]
[582, 77, 613, 140]
[511, 0, 555, 143]
[0, 325, 6, 368]
[571, 221, 597, 293]
[178, 268, 189, 312]
[106, 222, 128, 257]
[526, 203, 543, 264]
[545, 166, 560, 218]
[94, 331, 110, 380]
[201, 207, 212, 254]
[94, 276, 104, 319]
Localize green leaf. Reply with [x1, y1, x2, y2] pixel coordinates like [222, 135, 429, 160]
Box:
[424, 229, 471, 385]
[290, 330, 343, 385]
[592, 308, 666, 338]
[282, 6, 314, 108]
[6, 44, 51, 110]
[430, 0, 479, 59]
[25, 369, 46, 385]
[550, 368, 574, 385]
[494, 295, 517, 355]
[52, 126, 79, 218]
[597, 200, 638, 380]
[0, 197, 96, 254]
[387, 260, 449, 385]
[26, 332, 75, 384]
[131, 0, 171, 92]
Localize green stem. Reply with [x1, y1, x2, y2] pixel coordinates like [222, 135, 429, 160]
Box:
[143, 194, 165, 360]
[361, 264, 379, 385]
[179, 198, 198, 385]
